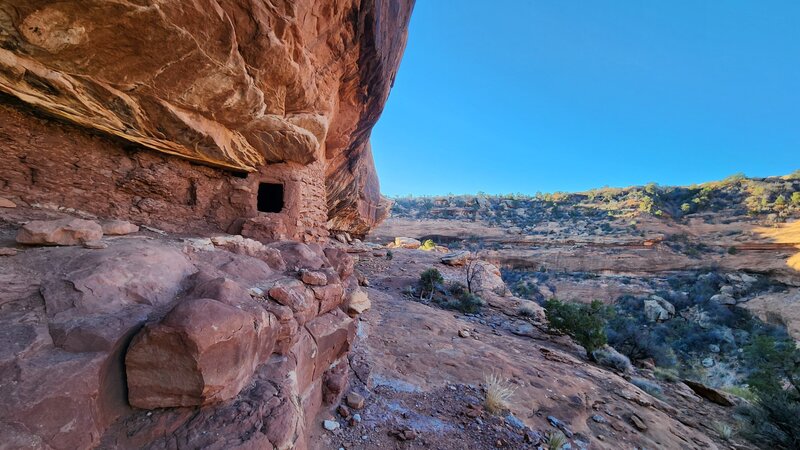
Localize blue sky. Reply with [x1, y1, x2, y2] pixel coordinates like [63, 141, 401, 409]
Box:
[371, 1, 800, 197]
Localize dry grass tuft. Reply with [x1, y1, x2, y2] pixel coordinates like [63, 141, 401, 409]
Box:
[484, 372, 515, 414]
[711, 421, 734, 441]
[545, 431, 567, 449]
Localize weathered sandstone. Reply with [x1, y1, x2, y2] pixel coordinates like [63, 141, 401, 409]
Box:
[126, 297, 278, 408]
[0, 0, 414, 236]
[16, 217, 102, 246]
[0, 207, 364, 449]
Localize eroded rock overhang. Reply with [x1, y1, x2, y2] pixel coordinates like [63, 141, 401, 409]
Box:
[0, 0, 413, 233]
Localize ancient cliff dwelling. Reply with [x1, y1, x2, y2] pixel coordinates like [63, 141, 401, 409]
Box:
[0, 0, 408, 242]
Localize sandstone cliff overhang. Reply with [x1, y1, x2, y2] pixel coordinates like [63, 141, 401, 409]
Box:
[0, 0, 413, 233]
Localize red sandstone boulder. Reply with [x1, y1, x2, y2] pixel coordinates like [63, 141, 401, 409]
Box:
[40, 240, 195, 352]
[683, 380, 736, 407]
[269, 241, 325, 271]
[211, 235, 287, 271]
[324, 247, 355, 280]
[126, 297, 278, 409]
[242, 215, 290, 243]
[301, 270, 328, 286]
[305, 309, 357, 382]
[269, 278, 318, 325]
[16, 218, 103, 246]
[0, 350, 109, 450]
[313, 283, 346, 315]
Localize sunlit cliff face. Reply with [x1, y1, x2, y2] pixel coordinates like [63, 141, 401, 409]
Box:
[756, 220, 800, 272]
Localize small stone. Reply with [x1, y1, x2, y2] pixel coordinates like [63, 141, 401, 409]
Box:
[591, 414, 607, 424]
[701, 357, 715, 368]
[505, 414, 525, 429]
[83, 241, 108, 249]
[466, 408, 481, 418]
[629, 414, 647, 431]
[346, 392, 365, 409]
[709, 344, 720, 353]
[458, 329, 470, 338]
[390, 426, 417, 441]
[337, 405, 351, 419]
[0, 197, 16, 208]
[323, 420, 340, 431]
[0, 248, 17, 256]
[547, 416, 573, 438]
[710, 294, 736, 305]
[300, 270, 328, 286]
[352, 413, 362, 423]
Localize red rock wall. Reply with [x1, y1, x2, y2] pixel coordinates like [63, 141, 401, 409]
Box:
[0, 0, 414, 235]
[0, 100, 329, 241]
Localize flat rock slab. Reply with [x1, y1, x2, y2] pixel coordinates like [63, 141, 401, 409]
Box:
[16, 218, 102, 246]
[101, 220, 139, 235]
[441, 250, 471, 266]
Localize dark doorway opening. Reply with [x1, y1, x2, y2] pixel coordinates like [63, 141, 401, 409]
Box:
[257, 182, 284, 213]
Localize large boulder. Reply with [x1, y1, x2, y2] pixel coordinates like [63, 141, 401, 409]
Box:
[643, 296, 675, 322]
[683, 380, 736, 407]
[471, 261, 508, 297]
[393, 237, 421, 249]
[269, 278, 319, 326]
[16, 218, 102, 246]
[441, 250, 471, 266]
[40, 240, 195, 352]
[126, 297, 278, 409]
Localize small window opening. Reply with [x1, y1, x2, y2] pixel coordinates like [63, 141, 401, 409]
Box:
[257, 183, 284, 213]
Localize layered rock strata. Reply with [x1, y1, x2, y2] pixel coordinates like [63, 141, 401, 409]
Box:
[0, 0, 413, 237]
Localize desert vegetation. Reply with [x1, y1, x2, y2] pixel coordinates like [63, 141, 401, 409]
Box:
[391, 172, 800, 229]
[411, 268, 485, 313]
[531, 271, 799, 449]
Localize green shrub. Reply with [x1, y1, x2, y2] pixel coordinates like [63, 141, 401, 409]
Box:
[419, 268, 444, 299]
[738, 334, 800, 448]
[723, 386, 757, 403]
[545, 299, 611, 355]
[431, 281, 485, 313]
[654, 367, 680, 383]
[792, 192, 800, 206]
